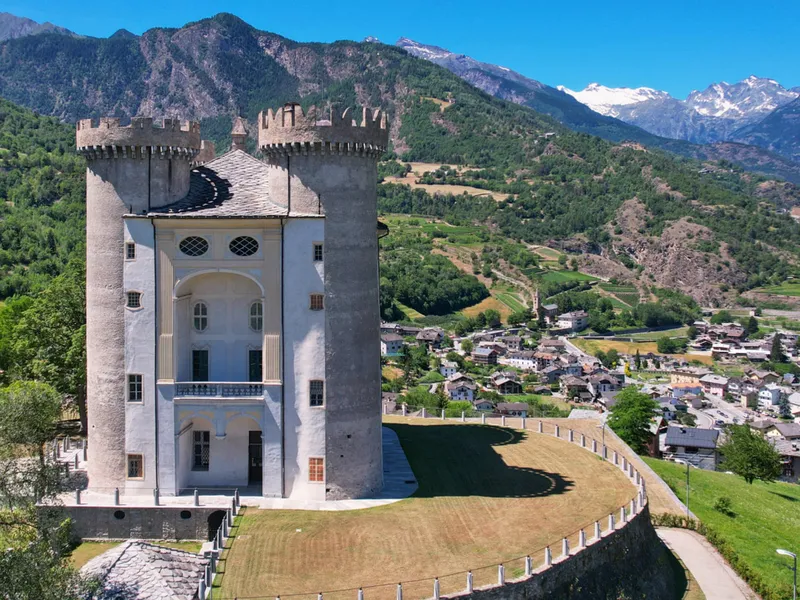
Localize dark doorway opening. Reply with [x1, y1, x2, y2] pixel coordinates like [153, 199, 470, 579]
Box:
[207, 510, 226, 541]
[249, 430, 263, 485]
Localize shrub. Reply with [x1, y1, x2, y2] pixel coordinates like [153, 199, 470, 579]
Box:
[712, 496, 735, 517]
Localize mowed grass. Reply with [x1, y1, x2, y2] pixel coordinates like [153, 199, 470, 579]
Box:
[572, 338, 713, 365]
[755, 282, 800, 297]
[70, 541, 203, 569]
[395, 301, 424, 321]
[540, 270, 598, 283]
[644, 458, 800, 598]
[217, 420, 634, 599]
[495, 292, 526, 313]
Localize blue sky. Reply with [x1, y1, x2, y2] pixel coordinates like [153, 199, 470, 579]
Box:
[6, 0, 799, 98]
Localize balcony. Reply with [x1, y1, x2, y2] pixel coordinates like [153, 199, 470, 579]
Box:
[174, 382, 264, 398]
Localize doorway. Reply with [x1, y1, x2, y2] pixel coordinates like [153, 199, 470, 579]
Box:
[248, 431, 263, 485]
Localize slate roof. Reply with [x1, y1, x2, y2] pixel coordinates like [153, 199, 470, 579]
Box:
[147, 150, 318, 219]
[769, 422, 800, 439]
[81, 540, 208, 600]
[665, 426, 720, 450]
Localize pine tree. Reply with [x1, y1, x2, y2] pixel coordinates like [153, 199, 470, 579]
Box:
[770, 333, 785, 363]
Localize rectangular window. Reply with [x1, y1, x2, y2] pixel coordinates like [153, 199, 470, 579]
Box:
[125, 242, 136, 260]
[193, 431, 210, 471]
[313, 243, 323, 262]
[127, 374, 143, 403]
[309, 457, 324, 482]
[310, 293, 324, 311]
[127, 454, 143, 479]
[126, 291, 142, 309]
[310, 380, 324, 407]
[192, 349, 209, 381]
[249, 349, 262, 382]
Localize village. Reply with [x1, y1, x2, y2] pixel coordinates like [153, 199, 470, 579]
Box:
[381, 308, 800, 483]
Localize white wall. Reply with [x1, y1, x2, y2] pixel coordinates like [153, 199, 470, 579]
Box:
[183, 416, 256, 488]
[123, 218, 157, 491]
[282, 218, 326, 500]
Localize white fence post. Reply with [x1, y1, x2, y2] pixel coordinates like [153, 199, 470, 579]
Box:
[620, 506, 627, 523]
[421, 407, 427, 418]
[441, 409, 445, 420]
[538, 421, 543, 433]
[481, 413, 486, 424]
[544, 546, 552, 566]
[594, 521, 601, 540]
[402, 404, 407, 416]
[498, 564, 505, 585]
[591, 439, 597, 453]
[581, 434, 586, 447]
[467, 571, 473, 593]
[396, 583, 403, 600]
[554, 424, 560, 438]
[579, 529, 586, 548]
[433, 577, 440, 600]
[608, 513, 615, 531]
[525, 555, 532, 576]
[461, 411, 466, 422]
[521, 416, 526, 429]
[568, 429, 574, 442]
[501, 415, 506, 427]
[358, 589, 364, 600]
[561, 537, 569, 558]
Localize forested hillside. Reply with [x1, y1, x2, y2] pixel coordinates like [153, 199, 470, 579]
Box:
[0, 98, 84, 297]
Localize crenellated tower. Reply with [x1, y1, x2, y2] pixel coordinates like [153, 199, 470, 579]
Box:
[76, 117, 201, 490]
[259, 103, 389, 499]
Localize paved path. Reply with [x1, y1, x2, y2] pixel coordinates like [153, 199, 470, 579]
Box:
[657, 528, 756, 600]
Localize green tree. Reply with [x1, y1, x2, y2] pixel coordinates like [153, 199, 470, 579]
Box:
[634, 350, 641, 370]
[11, 262, 86, 432]
[779, 396, 792, 419]
[608, 387, 658, 454]
[686, 325, 698, 340]
[484, 309, 501, 328]
[558, 254, 567, 267]
[460, 339, 474, 354]
[770, 333, 785, 363]
[719, 425, 782, 484]
[710, 310, 733, 324]
[745, 316, 759, 335]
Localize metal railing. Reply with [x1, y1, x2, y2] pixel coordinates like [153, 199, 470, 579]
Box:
[212, 416, 648, 600]
[175, 382, 264, 398]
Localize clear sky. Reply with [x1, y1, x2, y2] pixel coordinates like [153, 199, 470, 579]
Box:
[6, 0, 799, 98]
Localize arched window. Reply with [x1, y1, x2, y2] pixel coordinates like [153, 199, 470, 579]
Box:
[193, 302, 208, 332]
[249, 301, 263, 332]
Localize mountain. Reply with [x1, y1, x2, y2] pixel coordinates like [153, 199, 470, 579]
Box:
[564, 76, 800, 152]
[0, 12, 74, 41]
[732, 97, 800, 163]
[2, 13, 800, 307]
[395, 38, 800, 183]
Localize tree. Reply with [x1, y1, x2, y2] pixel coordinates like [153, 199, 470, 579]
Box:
[558, 254, 567, 267]
[686, 325, 698, 340]
[608, 387, 658, 454]
[744, 316, 759, 335]
[770, 333, 785, 363]
[599, 348, 619, 369]
[657, 336, 685, 354]
[460, 339, 474, 354]
[710, 310, 733, 324]
[719, 425, 781, 484]
[634, 350, 641, 370]
[11, 261, 86, 432]
[483, 309, 501, 328]
[779, 395, 792, 419]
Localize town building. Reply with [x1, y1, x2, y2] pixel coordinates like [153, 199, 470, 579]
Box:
[556, 311, 589, 332]
[380, 333, 404, 356]
[445, 373, 477, 401]
[471, 347, 499, 365]
[77, 103, 388, 501]
[663, 426, 720, 470]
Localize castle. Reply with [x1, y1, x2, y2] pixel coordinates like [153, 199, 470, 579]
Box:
[76, 103, 388, 501]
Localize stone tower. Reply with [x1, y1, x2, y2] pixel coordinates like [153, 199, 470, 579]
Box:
[76, 117, 201, 490]
[231, 117, 247, 152]
[259, 103, 388, 499]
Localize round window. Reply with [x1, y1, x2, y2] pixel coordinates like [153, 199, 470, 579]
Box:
[180, 510, 192, 520]
[113, 510, 126, 520]
[229, 236, 259, 257]
[179, 236, 209, 257]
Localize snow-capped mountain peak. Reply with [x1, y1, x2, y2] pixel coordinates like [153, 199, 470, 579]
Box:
[686, 76, 799, 119]
[557, 83, 671, 117]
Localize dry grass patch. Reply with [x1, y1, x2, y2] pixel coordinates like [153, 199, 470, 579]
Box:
[217, 420, 634, 599]
[460, 296, 513, 320]
[572, 339, 713, 365]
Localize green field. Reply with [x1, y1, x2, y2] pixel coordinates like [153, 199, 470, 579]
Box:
[628, 326, 689, 341]
[755, 282, 800, 297]
[495, 292, 526, 312]
[540, 270, 598, 283]
[395, 301, 425, 321]
[644, 458, 800, 598]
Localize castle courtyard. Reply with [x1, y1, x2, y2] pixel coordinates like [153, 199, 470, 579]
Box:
[214, 419, 636, 600]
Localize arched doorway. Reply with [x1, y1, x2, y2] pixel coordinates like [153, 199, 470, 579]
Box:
[207, 510, 226, 541]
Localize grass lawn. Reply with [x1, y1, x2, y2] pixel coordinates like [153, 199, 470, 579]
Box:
[572, 338, 714, 365]
[755, 282, 800, 297]
[495, 292, 526, 313]
[530, 246, 562, 261]
[501, 394, 571, 412]
[540, 270, 598, 283]
[216, 420, 634, 599]
[628, 327, 689, 341]
[644, 458, 800, 598]
[395, 301, 425, 321]
[70, 540, 203, 569]
[460, 296, 513, 321]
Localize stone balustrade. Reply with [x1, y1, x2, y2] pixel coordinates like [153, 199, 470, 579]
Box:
[174, 382, 264, 398]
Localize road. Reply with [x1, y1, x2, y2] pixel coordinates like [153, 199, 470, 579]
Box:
[657, 528, 756, 599]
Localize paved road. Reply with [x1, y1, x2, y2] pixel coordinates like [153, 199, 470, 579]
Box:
[657, 528, 756, 600]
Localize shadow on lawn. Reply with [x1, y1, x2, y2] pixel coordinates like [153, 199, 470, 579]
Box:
[388, 423, 574, 499]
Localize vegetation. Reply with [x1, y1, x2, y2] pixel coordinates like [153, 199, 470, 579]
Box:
[646, 458, 800, 600]
[718, 425, 782, 485]
[608, 387, 659, 454]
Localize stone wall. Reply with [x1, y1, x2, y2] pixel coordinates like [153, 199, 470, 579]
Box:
[48, 505, 226, 541]
[447, 505, 675, 600]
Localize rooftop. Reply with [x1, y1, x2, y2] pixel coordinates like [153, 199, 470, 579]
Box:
[665, 426, 720, 450]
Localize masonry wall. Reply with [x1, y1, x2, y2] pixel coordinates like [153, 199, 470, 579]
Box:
[51, 505, 225, 541]
[447, 506, 676, 600]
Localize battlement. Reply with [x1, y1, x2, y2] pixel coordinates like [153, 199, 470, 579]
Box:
[76, 116, 201, 160]
[258, 103, 388, 157]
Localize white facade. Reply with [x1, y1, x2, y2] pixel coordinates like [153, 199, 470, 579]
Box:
[759, 384, 782, 407]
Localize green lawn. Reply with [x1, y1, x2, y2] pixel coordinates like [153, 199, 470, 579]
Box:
[756, 282, 800, 297]
[495, 292, 526, 312]
[540, 270, 598, 283]
[395, 301, 425, 321]
[628, 326, 689, 341]
[644, 458, 800, 598]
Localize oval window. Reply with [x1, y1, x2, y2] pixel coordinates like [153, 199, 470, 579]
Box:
[180, 510, 192, 520]
[229, 236, 259, 257]
[114, 510, 126, 520]
[179, 236, 209, 257]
